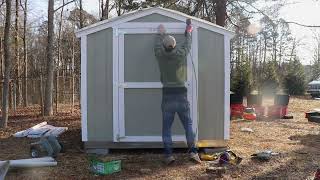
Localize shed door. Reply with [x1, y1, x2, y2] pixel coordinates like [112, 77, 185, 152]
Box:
[113, 23, 197, 142]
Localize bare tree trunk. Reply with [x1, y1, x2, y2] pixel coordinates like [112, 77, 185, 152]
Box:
[273, 37, 277, 62]
[289, 40, 296, 62]
[71, 34, 75, 113]
[215, 0, 226, 27]
[55, 0, 65, 113]
[0, 37, 2, 108]
[1, 36, 5, 80]
[263, 36, 267, 64]
[13, 82, 17, 113]
[98, 0, 101, 18]
[55, 71, 58, 113]
[0, 37, 2, 80]
[62, 63, 65, 103]
[10, 82, 13, 109]
[79, 0, 83, 28]
[15, 0, 23, 107]
[32, 78, 35, 104]
[1, 0, 12, 128]
[116, 0, 122, 16]
[44, 0, 55, 116]
[22, 0, 28, 107]
[104, 0, 109, 19]
[0, 37, 2, 107]
[102, 0, 109, 20]
[100, 0, 109, 20]
[40, 75, 44, 116]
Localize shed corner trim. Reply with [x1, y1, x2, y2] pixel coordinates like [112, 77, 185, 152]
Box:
[81, 35, 88, 141]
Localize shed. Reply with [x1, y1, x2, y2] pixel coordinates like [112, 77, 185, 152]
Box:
[75, 7, 234, 150]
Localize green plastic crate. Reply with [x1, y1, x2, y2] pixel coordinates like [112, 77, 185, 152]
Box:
[89, 157, 121, 175]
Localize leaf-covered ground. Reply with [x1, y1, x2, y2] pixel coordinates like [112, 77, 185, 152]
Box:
[1, 97, 320, 179]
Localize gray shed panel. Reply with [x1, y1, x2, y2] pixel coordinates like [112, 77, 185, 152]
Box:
[124, 34, 186, 82]
[124, 34, 160, 82]
[124, 89, 185, 136]
[198, 28, 225, 140]
[129, 13, 182, 22]
[87, 28, 113, 141]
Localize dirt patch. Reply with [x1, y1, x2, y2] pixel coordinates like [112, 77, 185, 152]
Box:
[1, 97, 320, 179]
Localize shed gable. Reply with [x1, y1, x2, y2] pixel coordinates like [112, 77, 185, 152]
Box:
[76, 7, 234, 38]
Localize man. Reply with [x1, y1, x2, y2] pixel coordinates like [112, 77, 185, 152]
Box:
[154, 21, 201, 165]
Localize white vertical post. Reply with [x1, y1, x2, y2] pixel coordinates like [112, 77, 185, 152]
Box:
[191, 27, 199, 140]
[118, 33, 125, 138]
[112, 27, 120, 142]
[81, 36, 88, 141]
[224, 36, 231, 139]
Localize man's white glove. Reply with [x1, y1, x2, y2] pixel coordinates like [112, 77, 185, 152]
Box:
[185, 18, 193, 36]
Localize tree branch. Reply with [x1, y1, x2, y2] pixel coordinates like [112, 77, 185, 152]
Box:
[285, 21, 320, 28]
[19, 0, 24, 11]
[54, 0, 76, 12]
[0, 0, 4, 9]
[234, 0, 320, 28]
[226, 13, 239, 28]
[190, 0, 203, 16]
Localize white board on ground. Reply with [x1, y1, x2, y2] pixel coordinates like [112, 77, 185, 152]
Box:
[13, 122, 47, 137]
[0, 161, 9, 180]
[13, 122, 67, 138]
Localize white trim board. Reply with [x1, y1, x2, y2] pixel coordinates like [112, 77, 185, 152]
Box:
[75, 7, 234, 38]
[191, 27, 199, 141]
[224, 36, 231, 140]
[118, 33, 125, 138]
[112, 27, 120, 142]
[80, 36, 88, 141]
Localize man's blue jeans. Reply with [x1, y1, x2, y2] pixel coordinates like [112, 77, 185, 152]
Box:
[161, 92, 197, 157]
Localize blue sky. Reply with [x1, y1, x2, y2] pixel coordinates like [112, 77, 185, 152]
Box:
[30, 0, 320, 65]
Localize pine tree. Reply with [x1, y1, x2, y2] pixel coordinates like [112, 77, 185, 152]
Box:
[231, 59, 252, 96]
[283, 57, 306, 95]
[261, 61, 279, 95]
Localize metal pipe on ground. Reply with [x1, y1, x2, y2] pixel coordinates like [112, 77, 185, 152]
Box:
[0, 157, 57, 178]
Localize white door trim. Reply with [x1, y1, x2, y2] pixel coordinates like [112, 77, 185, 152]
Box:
[113, 22, 198, 142]
[118, 33, 125, 138]
[112, 27, 120, 142]
[191, 27, 199, 140]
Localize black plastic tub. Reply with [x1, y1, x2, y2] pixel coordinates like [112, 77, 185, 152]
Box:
[306, 111, 320, 119]
[230, 94, 243, 104]
[247, 94, 263, 106]
[274, 94, 290, 106]
[308, 116, 320, 123]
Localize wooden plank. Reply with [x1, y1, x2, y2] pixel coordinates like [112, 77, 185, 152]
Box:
[196, 140, 228, 148]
